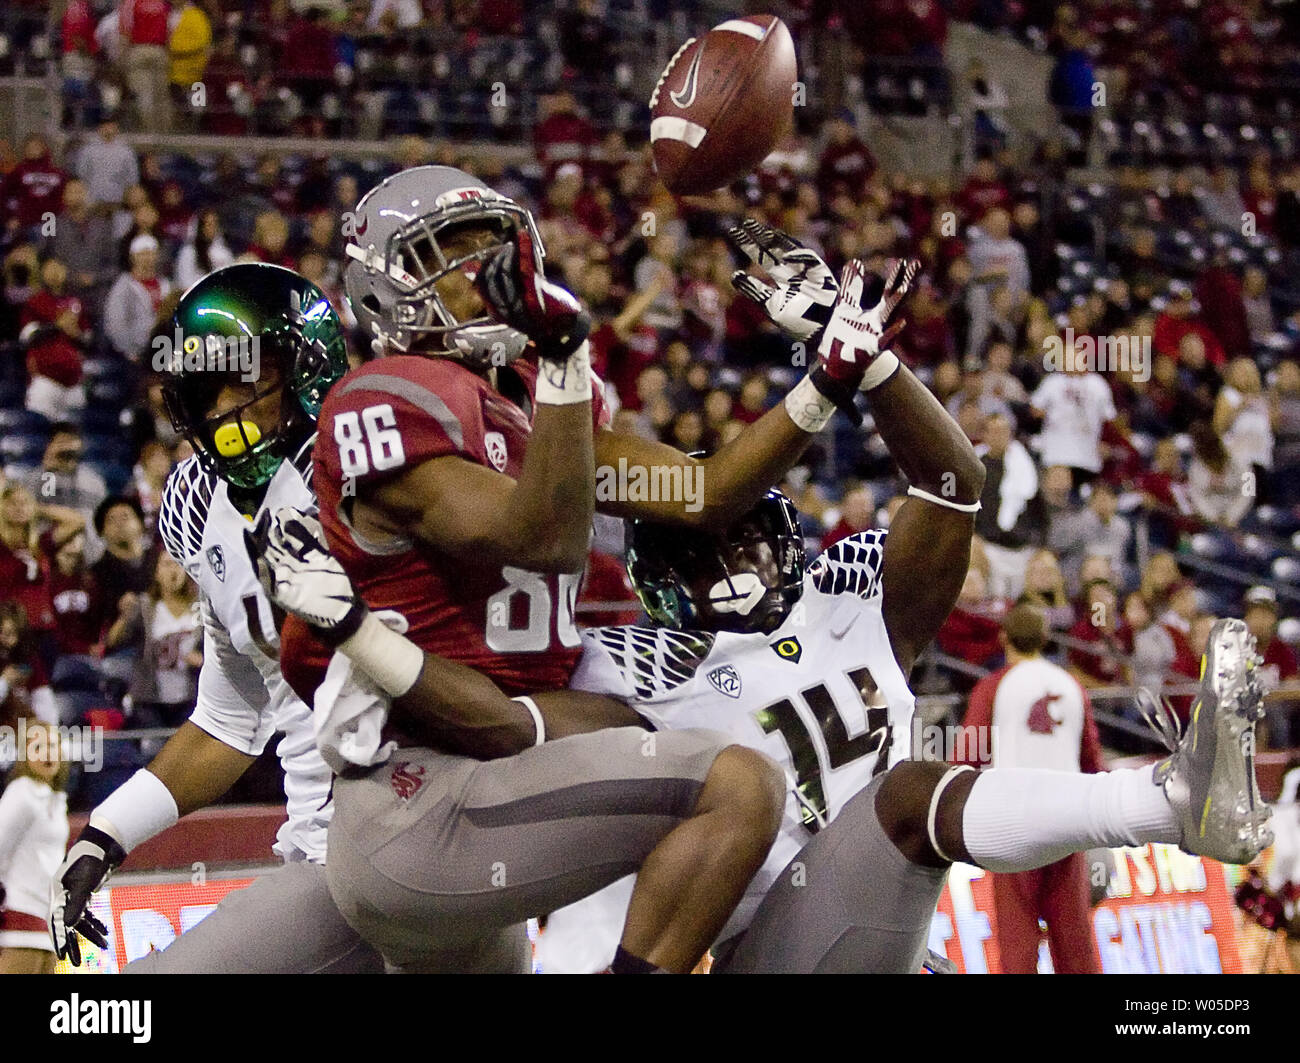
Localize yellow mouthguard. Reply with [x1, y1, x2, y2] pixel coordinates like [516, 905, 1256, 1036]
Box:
[213, 421, 262, 457]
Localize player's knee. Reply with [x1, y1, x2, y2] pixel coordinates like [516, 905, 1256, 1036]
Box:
[875, 760, 955, 863]
[703, 745, 786, 847]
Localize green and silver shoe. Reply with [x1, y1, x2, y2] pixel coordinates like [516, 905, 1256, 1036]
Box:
[1136, 618, 1273, 865]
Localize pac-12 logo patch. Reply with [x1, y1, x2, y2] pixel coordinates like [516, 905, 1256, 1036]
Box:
[390, 761, 426, 801]
[206, 545, 226, 582]
[770, 636, 803, 664]
[707, 665, 742, 699]
[484, 431, 508, 472]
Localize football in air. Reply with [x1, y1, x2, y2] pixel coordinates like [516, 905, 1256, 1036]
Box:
[649, 14, 798, 196]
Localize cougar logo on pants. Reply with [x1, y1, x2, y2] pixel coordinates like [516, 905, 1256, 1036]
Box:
[391, 762, 426, 800]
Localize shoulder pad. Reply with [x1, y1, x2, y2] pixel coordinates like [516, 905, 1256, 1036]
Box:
[589, 626, 716, 700]
[158, 456, 216, 565]
[808, 529, 888, 601]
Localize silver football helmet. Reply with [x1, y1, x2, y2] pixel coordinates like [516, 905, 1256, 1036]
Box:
[343, 165, 546, 366]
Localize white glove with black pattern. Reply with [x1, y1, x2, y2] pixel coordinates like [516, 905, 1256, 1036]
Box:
[727, 219, 840, 343]
[245, 507, 367, 646]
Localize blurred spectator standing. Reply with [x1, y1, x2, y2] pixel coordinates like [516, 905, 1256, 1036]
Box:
[975, 411, 1042, 599]
[46, 179, 117, 311]
[2, 136, 67, 242]
[1243, 586, 1300, 748]
[131, 551, 201, 729]
[534, 91, 597, 181]
[22, 307, 87, 423]
[173, 207, 233, 290]
[24, 426, 107, 531]
[104, 234, 171, 360]
[168, 1, 213, 132]
[0, 484, 57, 639]
[1067, 579, 1133, 689]
[91, 496, 153, 662]
[1020, 547, 1075, 632]
[1200, 165, 1248, 234]
[1048, 29, 1096, 166]
[821, 485, 876, 550]
[0, 722, 70, 975]
[46, 523, 100, 659]
[0, 601, 53, 728]
[1052, 482, 1132, 594]
[816, 111, 876, 201]
[961, 603, 1105, 973]
[1187, 421, 1253, 527]
[1031, 361, 1116, 484]
[1213, 357, 1274, 497]
[75, 119, 140, 214]
[121, 0, 175, 134]
[966, 207, 1029, 359]
[61, 0, 103, 129]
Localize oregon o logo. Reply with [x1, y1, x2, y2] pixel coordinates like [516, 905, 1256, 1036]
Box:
[771, 636, 803, 664]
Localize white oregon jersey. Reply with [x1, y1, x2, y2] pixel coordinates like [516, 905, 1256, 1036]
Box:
[571, 530, 915, 938]
[157, 442, 332, 863]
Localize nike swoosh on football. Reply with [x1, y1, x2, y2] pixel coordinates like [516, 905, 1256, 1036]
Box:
[669, 46, 705, 109]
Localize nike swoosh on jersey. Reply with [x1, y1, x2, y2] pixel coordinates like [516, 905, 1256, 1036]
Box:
[669, 46, 704, 109]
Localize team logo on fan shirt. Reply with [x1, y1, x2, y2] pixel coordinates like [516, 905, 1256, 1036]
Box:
[707, 665, 742, 699]
[206, 545, 226, 582]
[484, 431, 508, 472]
[1026, 691, 1063, 734]
[770, 636, 803, 663]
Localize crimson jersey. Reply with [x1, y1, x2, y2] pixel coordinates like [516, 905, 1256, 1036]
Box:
[300, 354, 609, 698]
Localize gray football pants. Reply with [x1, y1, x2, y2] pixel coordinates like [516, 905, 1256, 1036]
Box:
[326, 726, 730, 973]
[121, 860, 390, 974]
[716, 775, 949, 973]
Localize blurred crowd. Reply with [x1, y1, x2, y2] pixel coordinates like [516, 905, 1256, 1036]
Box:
[2, 1, 1300, 810]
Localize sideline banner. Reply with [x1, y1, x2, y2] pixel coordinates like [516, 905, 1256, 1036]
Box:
[930, 844, 1244, 973]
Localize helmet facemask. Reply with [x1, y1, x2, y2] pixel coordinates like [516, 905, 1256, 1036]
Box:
[164, 350, 301, 492]
[627, 493, 807, 635]
[346, 195, 542, 367]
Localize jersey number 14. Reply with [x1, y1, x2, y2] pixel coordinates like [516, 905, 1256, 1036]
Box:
[754, 666, 891, 831]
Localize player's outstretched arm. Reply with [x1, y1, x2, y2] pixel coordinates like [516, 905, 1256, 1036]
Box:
[49, 718, 257, 965]
[870, 363, 985, 674]
[248, 508, 643, 758]
[593, 405, 813, 529]
[593, 223, 914, 531]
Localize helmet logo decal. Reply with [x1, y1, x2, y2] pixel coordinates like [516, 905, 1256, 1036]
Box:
[707, 665, 742, 699]
[708, 573, 765, 616]
[771, 636, 803, 664]
[434, 187, 492, 209]
[484, 432, 508, 472]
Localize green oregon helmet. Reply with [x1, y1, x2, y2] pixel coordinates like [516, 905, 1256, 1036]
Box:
[159, 263, 348, 491]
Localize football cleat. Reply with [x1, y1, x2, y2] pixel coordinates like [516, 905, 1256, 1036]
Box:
[1136, 618, 1272, 865]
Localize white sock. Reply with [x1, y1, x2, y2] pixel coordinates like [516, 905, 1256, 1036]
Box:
[961, 768, 1180, 873]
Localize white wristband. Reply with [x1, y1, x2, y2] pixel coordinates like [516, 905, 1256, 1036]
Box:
[92, 769, 180, 853]
[859, 350, 901, 391]
[785, 374, 837, 433]
[533, 341, 592, 406]
[339, 610, 425, 698]
[512, 696, 546, 746]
